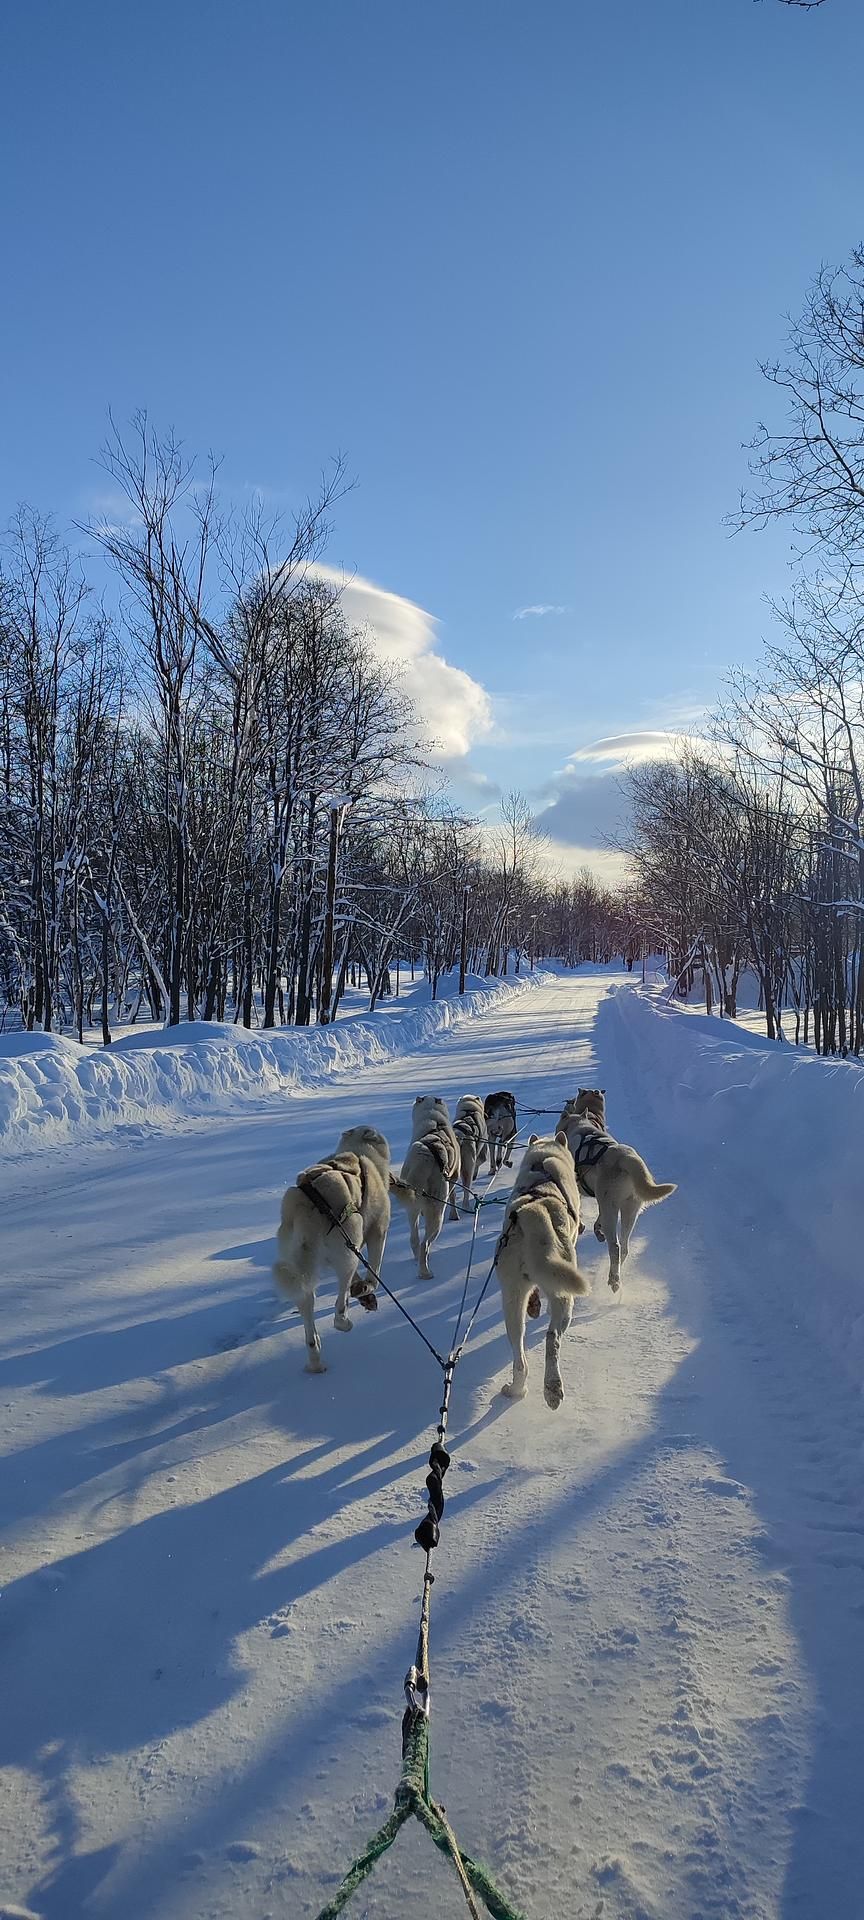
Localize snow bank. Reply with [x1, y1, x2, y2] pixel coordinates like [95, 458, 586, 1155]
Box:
[601, 984, 864, 1394]
[0, 970, 548, 1157]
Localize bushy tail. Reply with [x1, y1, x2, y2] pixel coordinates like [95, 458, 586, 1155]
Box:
[389, 1172, 417, 1210]
[513, 1204, 590, 1297]
[635, 1171, 677, 1205]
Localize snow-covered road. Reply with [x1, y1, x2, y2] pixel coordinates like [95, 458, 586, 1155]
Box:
[3, 970, 863, 1920]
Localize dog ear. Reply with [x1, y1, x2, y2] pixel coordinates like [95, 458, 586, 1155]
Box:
[554, 1131, 569, 1148]
[528, 1132, 539, 1147]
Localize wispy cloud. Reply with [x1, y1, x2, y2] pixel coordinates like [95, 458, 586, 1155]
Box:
[512, 603, 568, 621]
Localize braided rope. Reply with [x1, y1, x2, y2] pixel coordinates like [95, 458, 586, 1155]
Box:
[307, 1156, 528, 1919]
[315, 1712, 527, 1920]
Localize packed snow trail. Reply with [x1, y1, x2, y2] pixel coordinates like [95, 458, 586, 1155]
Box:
[2, 970, 864, 1920]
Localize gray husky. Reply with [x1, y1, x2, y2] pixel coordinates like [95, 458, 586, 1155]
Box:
[391, 1095, 460, 1278]
[484, 1089, 518, 1172]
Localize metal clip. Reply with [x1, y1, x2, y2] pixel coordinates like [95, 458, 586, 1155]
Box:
[404, 1664, 430, 1716]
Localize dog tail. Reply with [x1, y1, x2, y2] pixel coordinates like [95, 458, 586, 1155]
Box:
[273, 1257, 294, 1296]
[512, 1204, 590, 1297]
[389, 1171, 416, 1209]
[635, 1170, 677, 1205]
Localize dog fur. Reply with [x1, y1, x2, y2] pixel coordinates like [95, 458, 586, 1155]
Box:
[452, 1094, 488, 1212]
[484, 1090, 518, 1172]
[390, 1095, 461, 1278]
[556, 1099, 676, 1293]
[496, 1132, 590, 1410]
[572, 1086, 606, 1128]
[273, 1125, 391, 1372]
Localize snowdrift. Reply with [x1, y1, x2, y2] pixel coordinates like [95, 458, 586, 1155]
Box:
[601, 985, 864, 1395]
[0, 970, 547, 1157]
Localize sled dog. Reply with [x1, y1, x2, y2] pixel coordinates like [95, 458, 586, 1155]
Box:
[484, 1090, 518, 1172]
[496, 1133, 590, 1411]
[273, 1125, 391, 1373]
[556, 1099, 676, 1293]
[452, 1094, 488, 1211]
[391, 1096, 461, 1278]
[571, 1086, 606, 1128]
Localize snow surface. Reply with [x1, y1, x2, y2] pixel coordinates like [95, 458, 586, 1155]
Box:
[0, 969, 544, 1159]
[2, 969, 864, 1919]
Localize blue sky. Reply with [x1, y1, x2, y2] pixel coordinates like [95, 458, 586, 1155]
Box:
[2, 0, 862, 877]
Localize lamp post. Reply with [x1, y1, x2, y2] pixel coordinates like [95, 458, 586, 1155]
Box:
[458, 883, 470, 994]
[319, 793, 352, 1025]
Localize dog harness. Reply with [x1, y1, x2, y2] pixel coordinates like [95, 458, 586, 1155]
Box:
[495, 1173, 581, 1258]
[453, 1110, 485, 1151]
[298, 1152, 368, 1231]
[565, 1124, 613, 1198]
[571, 1128, 614, 1169]
[421, 1121, 460, 1182]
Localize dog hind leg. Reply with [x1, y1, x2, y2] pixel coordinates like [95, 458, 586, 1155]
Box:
[544, 1292, 573, 1410]
[618, 1194, 642, 1272]
[332, 1224, 362, 1331]
[500, 1281, 530, 1399]
[297, 1289, 326, 1372]
[597, 1193, 621, 1292]
[419, 1200, 446, 1278]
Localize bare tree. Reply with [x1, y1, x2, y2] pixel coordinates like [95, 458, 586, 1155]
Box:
[736, 247, 864, 564]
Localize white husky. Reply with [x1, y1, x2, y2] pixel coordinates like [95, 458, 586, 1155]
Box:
[451, 1094, 487, 1212]
[495, 1133, 590, 1410]
[391, 1095, 461, 1278]
[556, 1100, 676, 1293]
[273, 1125, 391, 1372]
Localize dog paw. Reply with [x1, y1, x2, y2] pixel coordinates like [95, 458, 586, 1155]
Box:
[305, 1355, 327, 1373]
[544, 1382, 565, 1410]
[526, 1289, 542, 1319]
[353, 1288, 378, 1313]
[502, 1378, 528, 1400]
[608, 1277, 621, 1294]
[333, 1312, 353, 1332]
[594, 1223, 606, 1242]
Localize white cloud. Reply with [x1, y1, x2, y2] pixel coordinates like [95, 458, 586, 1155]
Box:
[512, 603, 568, 621]
[316, 565, 492, 761]
[564, 730, 690, 769]
[530, 725, 704, 879]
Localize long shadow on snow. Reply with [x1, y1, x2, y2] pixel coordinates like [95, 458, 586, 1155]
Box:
[5, 1284, 515, 1920]
[36, 1391, 670, 1920]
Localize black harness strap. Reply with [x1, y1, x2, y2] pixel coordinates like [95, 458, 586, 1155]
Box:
[496, 1172, 581, 1258]
[571, 1128, 614, 1170]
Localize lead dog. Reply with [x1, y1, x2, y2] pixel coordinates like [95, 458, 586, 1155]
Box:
[484, 1090, 517, 1172]
[571, 1086, 606, 1128]
[391, 1095, 460, 1278]
[273, 1125, 391, 1373]
[451, 1094, 487, 1213]
[556, 1100, 676, 1294]
[496, 1132, 590, 1410]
